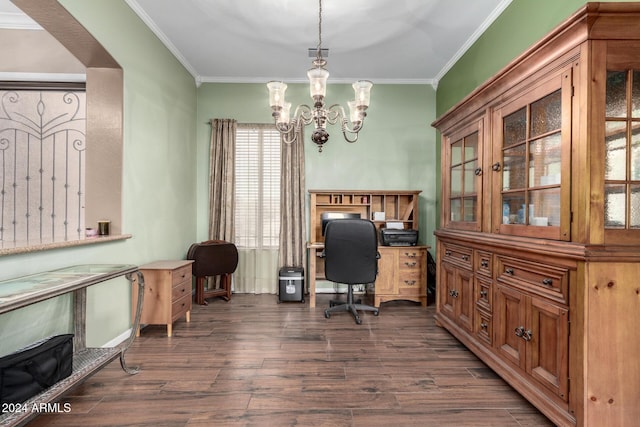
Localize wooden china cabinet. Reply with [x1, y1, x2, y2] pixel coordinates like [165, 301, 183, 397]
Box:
[433, 4, 640, 427]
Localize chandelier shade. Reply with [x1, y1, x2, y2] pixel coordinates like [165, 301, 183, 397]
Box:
[267, 0, 372, 152]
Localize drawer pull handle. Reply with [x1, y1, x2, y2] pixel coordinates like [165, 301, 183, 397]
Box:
[505, 268, 514, 275]
[479, 290, 487, 298]
[404, 262, 417, 267]
[449, 290, 459, 298]
[515, 326, 533, 341]
[542, 278, 553, 286]
[445, 250, 452, 256]
[461, 255, 469, 261]
[404, 280, 416, 286]
[481, 260, 489, 268]
[480, 322, 488, 330]
[405, 252, 417, 258]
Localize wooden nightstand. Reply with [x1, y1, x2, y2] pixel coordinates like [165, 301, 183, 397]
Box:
[134, 260, 193, 337]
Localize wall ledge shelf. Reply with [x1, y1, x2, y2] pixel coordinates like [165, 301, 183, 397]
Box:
[0, 234, 132, 257]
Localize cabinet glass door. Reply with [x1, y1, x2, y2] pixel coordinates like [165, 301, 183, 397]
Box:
[494, 69, 572, 240]
[502, 90, 561, 226]
[444, 121, 482, 231]
[604, 70, 640, 232]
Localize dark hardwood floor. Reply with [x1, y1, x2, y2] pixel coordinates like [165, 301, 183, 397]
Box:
[27, 294, 554, 426]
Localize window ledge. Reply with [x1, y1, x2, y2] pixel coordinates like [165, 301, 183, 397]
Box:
[0, 234, 132, 256]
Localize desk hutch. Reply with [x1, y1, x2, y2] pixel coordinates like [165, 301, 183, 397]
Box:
[307, 190, 428, 308]
[432, 3, 640, 426]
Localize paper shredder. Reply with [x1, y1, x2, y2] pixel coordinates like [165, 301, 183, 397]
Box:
[278, 266, 304, 303]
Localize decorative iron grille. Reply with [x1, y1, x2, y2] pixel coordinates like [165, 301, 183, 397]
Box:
[0, 89, 86, 243]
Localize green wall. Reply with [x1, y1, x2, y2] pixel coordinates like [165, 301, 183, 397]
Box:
[0, 0, 198, 354]
[196, 83, 437, 249]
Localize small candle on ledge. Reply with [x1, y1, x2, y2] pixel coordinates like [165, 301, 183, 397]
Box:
[98, 220, 110, 236]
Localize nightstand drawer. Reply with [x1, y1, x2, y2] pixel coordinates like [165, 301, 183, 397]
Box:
[171, 294, 191, 321]
[172, 279, 191, 301]
[171, 265, 191, 286]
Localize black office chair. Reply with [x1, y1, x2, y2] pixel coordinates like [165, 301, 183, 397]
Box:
[322, 218, 380, 324]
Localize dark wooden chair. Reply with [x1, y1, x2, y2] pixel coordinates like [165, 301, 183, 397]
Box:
[186, 240, 238, 305]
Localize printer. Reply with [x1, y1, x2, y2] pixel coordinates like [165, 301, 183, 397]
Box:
[380, 228, 419, 246]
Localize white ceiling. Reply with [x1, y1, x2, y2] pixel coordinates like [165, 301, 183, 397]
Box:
[2, 0, 512, 87]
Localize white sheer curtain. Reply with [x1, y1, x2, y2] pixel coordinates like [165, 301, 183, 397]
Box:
[235, 249, 279, 294]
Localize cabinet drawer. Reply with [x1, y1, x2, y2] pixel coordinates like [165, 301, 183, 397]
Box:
[171, 265, 191, 286]
[474, 309, 492, 346]
[172, 279, 191, 302]
[442, 243, 472, 269]
[171, 294, 191, 321]
[496, 256, 568, 304]
[475, 276, 492, 312]
[475, 251, 492, 277]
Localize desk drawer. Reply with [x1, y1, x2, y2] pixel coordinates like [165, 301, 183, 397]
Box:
[398, 269, 422, 288]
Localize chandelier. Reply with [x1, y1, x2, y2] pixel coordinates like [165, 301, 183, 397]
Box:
[267, 0, 373, 152]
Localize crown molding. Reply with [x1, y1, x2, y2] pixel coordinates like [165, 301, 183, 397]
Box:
[0, 10, 41, 29]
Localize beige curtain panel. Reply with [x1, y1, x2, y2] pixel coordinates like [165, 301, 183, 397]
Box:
[278, 128, 306, 272]
[208, 118, 236, 241]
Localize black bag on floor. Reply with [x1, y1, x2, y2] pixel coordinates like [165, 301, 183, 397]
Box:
[0, 334, 74, 404]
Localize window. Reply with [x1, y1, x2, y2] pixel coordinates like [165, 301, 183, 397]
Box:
[0, 87, 86, 243]
[234, 124, 281, 248]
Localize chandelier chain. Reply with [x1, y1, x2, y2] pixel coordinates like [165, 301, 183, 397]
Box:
[266, 0, 372, 151]
[316, 0, 322, 59]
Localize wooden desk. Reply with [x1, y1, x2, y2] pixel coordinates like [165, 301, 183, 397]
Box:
[0, 264, 144, 427]
[307, 243, 429, 308]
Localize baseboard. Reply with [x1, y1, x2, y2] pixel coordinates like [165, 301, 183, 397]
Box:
[314, 282, 366, 294]
[102, 328, 132, 348]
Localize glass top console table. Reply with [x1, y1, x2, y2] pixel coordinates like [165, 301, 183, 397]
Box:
[0, 264, 145, 427]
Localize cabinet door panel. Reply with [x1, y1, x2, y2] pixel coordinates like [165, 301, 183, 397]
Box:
[529, 297, 569, 401]
[495, 285, 527, 370]
[458, 268, 474, 332]
[375, 249, 397, 294]
[440, 262, 457, 320]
